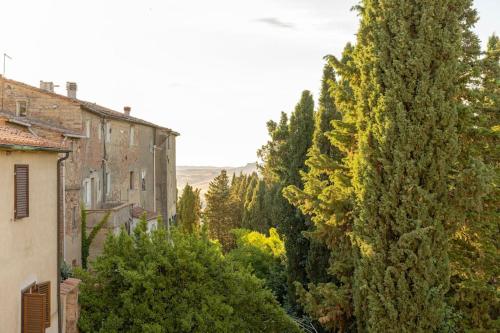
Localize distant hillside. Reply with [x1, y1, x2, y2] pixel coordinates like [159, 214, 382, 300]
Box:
[177, 163, 258, 203]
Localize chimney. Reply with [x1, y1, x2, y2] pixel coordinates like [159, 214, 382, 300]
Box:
[124, 106, 131, 116]
[40, 81, 55, 93]
[66, 82, 77, 99]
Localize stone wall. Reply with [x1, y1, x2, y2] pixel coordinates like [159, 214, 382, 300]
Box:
[1, 78, 82, 131]
[85, 203, 133, 262]
[1, 77, 178, 267]
[60, 278, 81, 333]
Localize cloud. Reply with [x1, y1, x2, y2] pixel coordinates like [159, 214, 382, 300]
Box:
[254, 17, 295, 29]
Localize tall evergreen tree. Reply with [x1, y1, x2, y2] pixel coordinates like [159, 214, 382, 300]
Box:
[349, 1, 480, 331]
[448, 33, 500, 331]
[177, 184, 202, 234]
[284, 44, 358, 332]
[205, 170, 236, 251]
[259, 91, 315, 312]
[243, 179, 270, 234]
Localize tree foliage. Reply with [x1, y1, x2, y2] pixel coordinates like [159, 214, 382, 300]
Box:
[447, 33, 500, 331]
[284, 45, 358, 332]
[258, 90, 317, 312]
[349, 1, 485, 331]
[77, 220, 301, 333]
[228, 228, 288, 305]
[177, 184, 202, 234]
[205, 170, 238, 251]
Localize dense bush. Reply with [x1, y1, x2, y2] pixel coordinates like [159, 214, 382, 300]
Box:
[76, 221, 301, 333]
[227, 228, 288, 305]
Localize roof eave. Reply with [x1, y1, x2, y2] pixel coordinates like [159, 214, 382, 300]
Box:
[0, 144, 72, 153]
[8, 119, 31, 127]
[63, 133, 87, 139]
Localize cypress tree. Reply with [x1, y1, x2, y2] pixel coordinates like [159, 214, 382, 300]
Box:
[243, 179, 270, 234]
[177, 184, 202, 234]
[259, 91, 315, 312]
[205, 170, 235, 251]
[284, 43, 358, 332]
[350, 1, 477, 330]
[448, 33, 500, 331]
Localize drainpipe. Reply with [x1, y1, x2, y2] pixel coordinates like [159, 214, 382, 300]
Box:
[57, 151, 70, 333]
[101, 117, 106, 206]
[153, 145, 156, 213]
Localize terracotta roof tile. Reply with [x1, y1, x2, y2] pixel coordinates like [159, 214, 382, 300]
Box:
[0, 121, 69, 151]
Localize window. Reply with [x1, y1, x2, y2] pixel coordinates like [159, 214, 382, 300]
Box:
[16, 100, 27, 117]
[70, 141, 75, 162]
[14, 165, 29, 219]
[72, 206, 77, 231]
[106, 172, 111, 196]
[105, 123, 111, 143]
[83, 179, 91, 208]
[85, 119, 91, 138]
[129, 126, 135, 146]
[97, 178, 101, 202]
[98, 123, 102, 141]
[129, 171, 135, 190]
[22, 281, 51, 331]
[141, 170, 146, 191]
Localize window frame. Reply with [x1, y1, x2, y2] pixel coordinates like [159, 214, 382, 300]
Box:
[105, 122, 112, 143]
[16, 100, 28, 117]
[106, 172, 111, 196]
[129, 171, 135, 190]
[129, 125, 135, 146]
[21, 280, 51, 332]
[14, 164, 29, 219]
[141, 170, 146, 191]
[85, 119, 91, 138]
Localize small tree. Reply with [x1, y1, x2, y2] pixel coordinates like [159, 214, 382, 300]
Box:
[205, 170, 237, 251]
[177, 184, 202, 234]
[81, 207, 110, 269]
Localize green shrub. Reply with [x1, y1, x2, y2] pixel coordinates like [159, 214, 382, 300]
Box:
[227, 228, 288, 305]
[76, 220, 301, 333]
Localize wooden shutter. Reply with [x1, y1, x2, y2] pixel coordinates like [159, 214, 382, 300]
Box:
[22, 293, 46, 333]
[14, 164, 29, 219]
[36, 281, 51, 328]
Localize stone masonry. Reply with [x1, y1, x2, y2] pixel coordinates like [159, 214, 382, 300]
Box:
[0, 76, 179, 267]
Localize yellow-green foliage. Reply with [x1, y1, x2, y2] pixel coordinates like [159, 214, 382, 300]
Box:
[228, 228, 288, 305]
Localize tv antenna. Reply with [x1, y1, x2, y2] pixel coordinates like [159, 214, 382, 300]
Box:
[1, 53, 12, 111]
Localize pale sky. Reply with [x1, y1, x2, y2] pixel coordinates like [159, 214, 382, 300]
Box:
[1, 0, 498, 166]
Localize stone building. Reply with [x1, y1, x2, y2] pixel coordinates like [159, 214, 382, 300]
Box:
[0, 76, 178, 266]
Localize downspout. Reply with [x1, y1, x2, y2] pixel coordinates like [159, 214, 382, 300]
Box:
[166, 135, 170, 228]
[57, 151, 70, 333]
[101, 117, 106, 205]
[153, 145, 156, 213]
[61, 137, 68, 260]
[153, 127, 157, 214]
